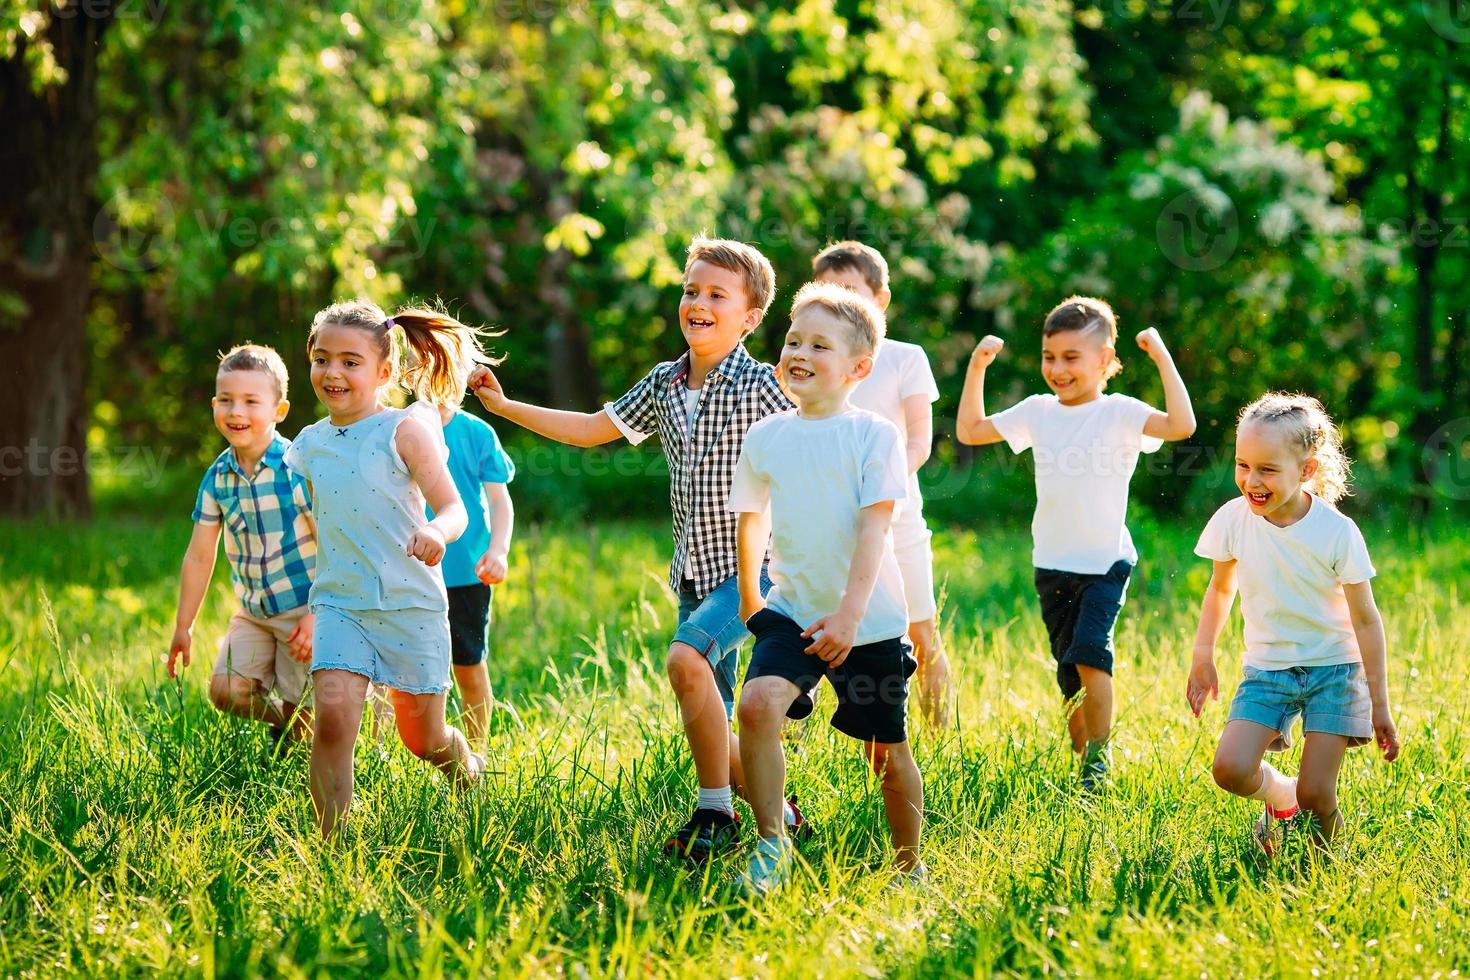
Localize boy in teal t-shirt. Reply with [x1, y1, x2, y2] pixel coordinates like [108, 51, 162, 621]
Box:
[432, 401, 516, 747]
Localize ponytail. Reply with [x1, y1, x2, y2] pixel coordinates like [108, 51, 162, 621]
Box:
[1238, 392, 1352, 504]
[389, 305, 502, 407]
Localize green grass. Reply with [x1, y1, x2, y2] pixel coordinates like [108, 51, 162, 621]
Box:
[1, 503, 1468, 977]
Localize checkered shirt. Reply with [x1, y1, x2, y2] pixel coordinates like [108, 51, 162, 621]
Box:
[607, 344, 794, 597]
[191, 433, 316, 618]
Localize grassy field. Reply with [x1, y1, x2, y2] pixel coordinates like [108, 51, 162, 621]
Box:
[1, 496, 1468, 977]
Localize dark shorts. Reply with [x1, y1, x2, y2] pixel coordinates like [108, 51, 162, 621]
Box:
[743, 607, 916, 744]
[447, 583, 492, 667]
[1034, 560, 1132, 699]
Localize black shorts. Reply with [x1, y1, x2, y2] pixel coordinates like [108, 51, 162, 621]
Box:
[743, 607, 916, 744]
[1034, 560, 1132, 699]
[447, 583, 492, 667]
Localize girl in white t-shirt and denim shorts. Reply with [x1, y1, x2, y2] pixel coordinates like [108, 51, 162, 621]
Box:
[957, 296, 1197, 791]
[1189, 393, 1400, 852]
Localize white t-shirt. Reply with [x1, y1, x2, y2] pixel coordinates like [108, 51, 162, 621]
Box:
[849, 339, 940, 521]
[1195, 494, 1376, 669]
[727, 407, 910, 645]
[992, 392, 1163, 574]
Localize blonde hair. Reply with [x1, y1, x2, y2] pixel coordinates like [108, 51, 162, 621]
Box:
[1238, 392, 1353, 504]
[218, 343, 289, 402]
[1043, 295, 1123, 385]
[789, 280, 887, 355]
[812, 240, 890, 294]
[684, 236, 777, 319]
[306, 300, 502, 408]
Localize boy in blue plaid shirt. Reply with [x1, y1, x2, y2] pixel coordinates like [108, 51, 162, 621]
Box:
[168, 345, 317, 742]
[470, 237, 801, 861]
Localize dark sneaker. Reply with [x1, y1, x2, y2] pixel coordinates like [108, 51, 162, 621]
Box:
[1080, 743, 1112, 793]
[664, 807, 741, 863]
[787, 796, 813, 844]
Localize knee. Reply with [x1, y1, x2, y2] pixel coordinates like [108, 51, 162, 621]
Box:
[665, 643, 705, 684]
[396, 716, 448, 761]
[1296, 780, 1337, 817]
[1212, 756, 1255, 795]
[208, 677, 248, 713]
[313, 704, 356, 747]
[736, 687, 785, 735]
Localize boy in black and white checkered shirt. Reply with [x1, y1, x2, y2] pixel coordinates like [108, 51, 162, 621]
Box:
[469, 237, 797, 861]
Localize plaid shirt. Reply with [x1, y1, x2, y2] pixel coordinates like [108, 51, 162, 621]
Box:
[607, 344, 793, 597]
[192, 434, 316, 618]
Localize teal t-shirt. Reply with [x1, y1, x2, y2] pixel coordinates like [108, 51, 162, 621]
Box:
[433, 409, 516, 588]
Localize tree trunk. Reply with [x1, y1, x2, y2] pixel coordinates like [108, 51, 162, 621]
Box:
[0, 7, 114, 517]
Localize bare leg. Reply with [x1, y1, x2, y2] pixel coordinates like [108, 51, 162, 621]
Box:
[310, 669, 369, 838]
[1211, 720, 1284, 797]
[451, 662, 493, 748]
[737, 676, 801, 839]
[865, 740, 924, 871]
[1297, 732, 1351, 842]
[1074, 665, 1114, 750]
[390, 688, 484, 784]
[908, 618, 953, 728]
[209, 674, 302, 732]
[667, 642, 739, 792]
[1065, 694, 1089, 753]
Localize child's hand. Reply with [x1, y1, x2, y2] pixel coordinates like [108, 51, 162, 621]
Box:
[802, 610, 858, 668]
[476, 550, 508, 585]
[467, 366, 508, 414]
[407, 525, 448, 566]
[287, 612, 314, 664]
[1186, 656, 1218, 716]
[166, 625, 192, 678]
[969, 335, 1004, 371]
[1373, 704, 1400, 762]
[1135, 328, 1169, 360]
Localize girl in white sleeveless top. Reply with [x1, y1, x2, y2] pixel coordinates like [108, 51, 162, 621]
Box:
[285, 300, 497, 838]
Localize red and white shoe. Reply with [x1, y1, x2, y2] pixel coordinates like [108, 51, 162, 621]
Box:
[1251, 802, 1299, 856]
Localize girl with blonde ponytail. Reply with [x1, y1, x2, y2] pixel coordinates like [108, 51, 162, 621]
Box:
[1187, 392, 1399, 852]
[286, 299, 498, 837]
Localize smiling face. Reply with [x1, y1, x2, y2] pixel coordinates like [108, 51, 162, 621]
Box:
[1041, 328, 1114, 405]
[679, 260, 761, 362]
[309, 323, 392, 424]
[779, 306, 872, 415]
[1235, 420, 1318, 524]
[213, 369, 287, 457]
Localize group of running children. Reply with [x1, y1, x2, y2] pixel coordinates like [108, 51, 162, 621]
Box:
[165, 237, 1401, 894]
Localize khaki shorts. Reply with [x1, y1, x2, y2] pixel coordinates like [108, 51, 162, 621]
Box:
[212, 606, 311, 705]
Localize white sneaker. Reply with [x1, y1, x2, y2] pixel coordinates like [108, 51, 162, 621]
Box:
[888, 862, 930, 892]
[1251, 802, 1299, 856]
[739, 838, 793, 897]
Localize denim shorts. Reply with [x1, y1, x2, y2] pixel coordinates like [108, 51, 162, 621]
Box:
[674, 570, 773, 719]
[311, 604, 452, 695]
[1227, 662, 1373, 750]
[1034, 559, 1133, 699]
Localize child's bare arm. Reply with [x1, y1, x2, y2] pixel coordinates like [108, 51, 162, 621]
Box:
[476, 482, 514, 585]
[398, 415, 467, 566]
[901, 394, 933, 474]
[1345, 580, 1399, 761]
[956, 336, 1006, 446]
[1137, 329, 1197, 441]
[169, 521, 222, 678]
[468, 365, 621, 447]
[803, 500, 895, 667]
[735, 510, 771, 623]
[1187, 559, 1237, 715]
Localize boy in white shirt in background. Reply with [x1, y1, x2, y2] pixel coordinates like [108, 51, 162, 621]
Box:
[730, 281, 924, 894]
[956, 297, 1196, 790]
[811, 241, 952, 727]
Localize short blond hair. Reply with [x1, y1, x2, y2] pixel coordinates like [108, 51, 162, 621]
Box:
[789, 280, 887, 355]
[684, 236, 777, 316]
[812, 240, 890, 294]
[218, 343, 289, 402]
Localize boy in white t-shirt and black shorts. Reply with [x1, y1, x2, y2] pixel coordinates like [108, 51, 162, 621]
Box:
[811, 241, 952, 726]
[730, 281, 924, 894]
[956, 296, 1196, 790]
